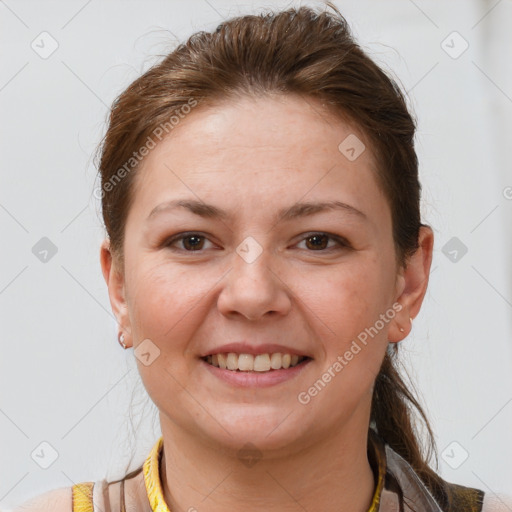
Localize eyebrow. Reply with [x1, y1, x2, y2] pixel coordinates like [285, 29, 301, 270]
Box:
[147, 199, 368, 223]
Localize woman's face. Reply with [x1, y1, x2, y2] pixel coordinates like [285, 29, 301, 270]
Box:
[103, 94, 411, 455]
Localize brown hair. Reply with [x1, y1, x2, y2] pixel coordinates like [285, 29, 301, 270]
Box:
[96, 2, 448, 505]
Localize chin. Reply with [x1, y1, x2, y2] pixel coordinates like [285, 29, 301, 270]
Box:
[199, 408, 309, 454]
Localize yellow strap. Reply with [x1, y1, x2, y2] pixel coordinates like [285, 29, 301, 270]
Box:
[368, 455, 385, 512]
[72, 482, 95, 512]
[143, 436, 170, 512]
[367, 431, 387, 511]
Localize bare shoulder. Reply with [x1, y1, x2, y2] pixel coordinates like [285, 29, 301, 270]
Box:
[482, 492, 512, 512]
[11, 486, 71, 512]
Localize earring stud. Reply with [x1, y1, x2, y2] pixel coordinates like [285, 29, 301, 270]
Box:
[399, 317, 413, 333]
[118, 332, 127, 349]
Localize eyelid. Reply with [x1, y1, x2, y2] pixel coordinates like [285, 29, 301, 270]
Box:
[163, 231, 350, 252]
[163, 231, 216, 251]
[293, 232, 350, 251]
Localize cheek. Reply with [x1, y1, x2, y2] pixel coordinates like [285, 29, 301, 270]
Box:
[126, 262, 206, 346]
[304, 257, 392, 344]
[323, 258, 393, 382]
[126, 263, 211, 419]
[299, 262, 391, 422]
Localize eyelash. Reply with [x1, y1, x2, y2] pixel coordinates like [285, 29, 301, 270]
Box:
[162, 232, 351, 253]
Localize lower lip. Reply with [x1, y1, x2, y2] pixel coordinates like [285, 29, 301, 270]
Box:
[200, 357, 313, 387]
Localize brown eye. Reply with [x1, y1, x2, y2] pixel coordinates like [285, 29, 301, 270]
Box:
[305, 234, 329, 250]
[297, 232, 349, 252]
[181, 235, 205, 251]
[164, 233, 212, 251]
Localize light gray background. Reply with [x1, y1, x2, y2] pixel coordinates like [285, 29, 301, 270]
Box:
[1, 0, 511, 509]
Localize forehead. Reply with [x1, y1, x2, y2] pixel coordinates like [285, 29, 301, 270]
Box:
[128, 94, 390, 229]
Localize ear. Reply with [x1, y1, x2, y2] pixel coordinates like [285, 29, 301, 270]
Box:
[388, 226, 434, 343]
[100, 239, 132, 347]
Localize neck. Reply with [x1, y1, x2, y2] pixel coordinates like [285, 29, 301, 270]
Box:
[157, 415, 376, 512]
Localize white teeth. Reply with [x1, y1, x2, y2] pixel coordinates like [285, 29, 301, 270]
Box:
[205, 352, 306, 371]
[238, 353, 254, 371]
[226, 352, 238, 370]
[253, 354, 271, 372]
[270, 353, 282, 369]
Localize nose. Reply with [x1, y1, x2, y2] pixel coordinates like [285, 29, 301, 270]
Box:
[217, 245, 292, 321]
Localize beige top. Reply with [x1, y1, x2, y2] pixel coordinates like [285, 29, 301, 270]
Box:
[12, 430, 512, 511]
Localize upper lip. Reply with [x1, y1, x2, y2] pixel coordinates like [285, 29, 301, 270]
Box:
[199, 342, 313, 358]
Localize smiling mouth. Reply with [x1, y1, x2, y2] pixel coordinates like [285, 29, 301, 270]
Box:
[201, 353, 311, 372]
